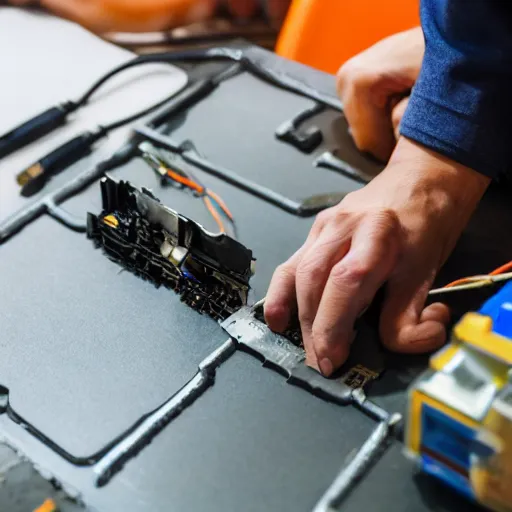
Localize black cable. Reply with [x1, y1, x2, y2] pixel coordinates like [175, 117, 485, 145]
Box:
[65, 48, 229, 109]
[15, 62, 238, 197]
[16, 83, 192, 197]
[1, 47, 340, 161]
[0, 77, 220, 241]
[0, 50, 199, 161]
[75, 51, 201, 107]
[75, 56, 141, 108]
[100, 87, 184, 133]
[101, 63, 239, 134]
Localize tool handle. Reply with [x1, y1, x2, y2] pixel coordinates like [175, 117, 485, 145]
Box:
[0, 104, 75, 159]
[18, 131, 98, 197]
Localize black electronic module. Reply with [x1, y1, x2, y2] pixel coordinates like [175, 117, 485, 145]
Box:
[87, 176, 255, 321]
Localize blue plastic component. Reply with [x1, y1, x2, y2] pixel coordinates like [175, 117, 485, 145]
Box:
[420, 454, 475, 501]
[479, 281, 512, 339]
[421, 404, 475, 472]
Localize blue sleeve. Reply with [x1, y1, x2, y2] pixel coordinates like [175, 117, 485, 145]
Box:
[400, 0, 512, 180]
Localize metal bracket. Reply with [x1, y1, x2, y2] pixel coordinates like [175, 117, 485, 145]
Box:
[222, 306, 355, 405]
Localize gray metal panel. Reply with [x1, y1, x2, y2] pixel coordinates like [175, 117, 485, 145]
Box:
[162, 71, 382, 202]
[345, 443, 483, 512]
[0, 215, 227, 456]
[1, 46, 509, 512]
[84, 352, 377, 512]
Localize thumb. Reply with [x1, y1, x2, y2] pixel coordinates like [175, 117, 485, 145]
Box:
[379, 273, 450, 353]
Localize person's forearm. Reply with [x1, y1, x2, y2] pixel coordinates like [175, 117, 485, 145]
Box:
[401, 0, 512, 180]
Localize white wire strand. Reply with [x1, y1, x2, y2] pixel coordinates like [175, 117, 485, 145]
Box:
[429, 272, 512, 296]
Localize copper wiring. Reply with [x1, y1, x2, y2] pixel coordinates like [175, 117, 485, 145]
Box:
[164, 167, 204, 194]
[144, 154, 235, 236]
[164, 166, 234, 234]
[206, 189, 234, 220]
[430, 272, 512, 296]
[441, 259, 512, 289]
[443, 275, 491, 289]
[203, 196, 226, 233]
[490, 260, 512, 276]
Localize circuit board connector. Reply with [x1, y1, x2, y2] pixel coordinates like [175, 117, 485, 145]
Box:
[87, 176, 255, 321]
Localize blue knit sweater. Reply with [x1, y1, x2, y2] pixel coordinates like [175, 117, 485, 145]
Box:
[401, 0, 512, 180]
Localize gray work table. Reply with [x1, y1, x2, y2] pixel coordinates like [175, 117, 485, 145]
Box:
[1, 13, 511, 512]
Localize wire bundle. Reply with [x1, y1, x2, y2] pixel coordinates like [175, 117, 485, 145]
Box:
[429, 260, 512, 296]
[140, 144, 237, 237]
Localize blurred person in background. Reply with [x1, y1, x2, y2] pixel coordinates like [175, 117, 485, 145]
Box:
[6, 0, 291, 32]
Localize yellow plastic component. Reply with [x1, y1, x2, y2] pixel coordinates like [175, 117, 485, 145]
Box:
[103, 214, 119, 229]
[33, 499, 58, 512]
[472, 396, 512, 512]
[407, 390, 479, 456]
[406, 304, 512, 510]
[406, 389, 423, 456]
[276, 0, 420, 73]
[455, 313, 512, 365]
[434, 341, 509, 390]
[430, 343, 460, 372]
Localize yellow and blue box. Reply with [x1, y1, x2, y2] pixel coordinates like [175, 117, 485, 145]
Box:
[405, 282, 512, 511]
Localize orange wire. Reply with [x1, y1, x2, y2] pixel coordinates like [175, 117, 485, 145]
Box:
[165, 168, 204, 194]
[207, 189, 234, 220]
[443, 277, 481, 289]
[203, 196, 226, 233]
[442, 259, 512, 288]
[162, 166, 231, 234]
[490, 260, 512, 276]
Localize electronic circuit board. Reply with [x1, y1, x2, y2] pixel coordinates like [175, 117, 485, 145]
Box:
[87, 177, 255, 321]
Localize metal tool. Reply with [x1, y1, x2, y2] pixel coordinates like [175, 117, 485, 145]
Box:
[221, 303, 383, 405]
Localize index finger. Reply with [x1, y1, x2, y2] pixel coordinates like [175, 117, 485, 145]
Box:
[265, 214, 326, 332]
[311, 213, 401, 375]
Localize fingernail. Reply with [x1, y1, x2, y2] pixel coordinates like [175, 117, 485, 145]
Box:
[319, 358, 333, 377]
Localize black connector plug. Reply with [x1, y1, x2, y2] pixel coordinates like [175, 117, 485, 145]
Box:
[16, 130, 103, 197]
[275, 120, 323, 154]
[275, 103, 325, 154]
[0, 102, 78, 160]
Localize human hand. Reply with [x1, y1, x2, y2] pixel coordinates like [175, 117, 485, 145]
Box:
[337, 27, 424, 162]
[265, 138, 490, 376]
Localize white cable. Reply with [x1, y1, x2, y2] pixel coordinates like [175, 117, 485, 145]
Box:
[429, 272, 512, 296]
